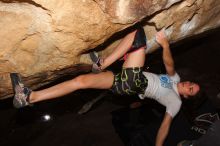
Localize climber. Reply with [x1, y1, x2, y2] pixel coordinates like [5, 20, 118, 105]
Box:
[10, 26, 200, 146]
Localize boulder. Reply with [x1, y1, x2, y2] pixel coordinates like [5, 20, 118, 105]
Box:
[0, 0, 220, 99]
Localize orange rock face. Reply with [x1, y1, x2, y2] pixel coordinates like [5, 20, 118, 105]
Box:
[0, 0, 220, 99]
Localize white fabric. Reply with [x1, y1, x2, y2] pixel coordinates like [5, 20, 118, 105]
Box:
[139, 72, 182, 118]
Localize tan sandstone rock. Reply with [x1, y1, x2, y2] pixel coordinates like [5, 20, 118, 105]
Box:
[0, 0, 220, 99]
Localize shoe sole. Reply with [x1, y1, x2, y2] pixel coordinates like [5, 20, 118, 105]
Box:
[10, 73, 21, 92]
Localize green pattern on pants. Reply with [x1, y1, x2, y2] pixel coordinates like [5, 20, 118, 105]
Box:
[111, 67, 148, 95]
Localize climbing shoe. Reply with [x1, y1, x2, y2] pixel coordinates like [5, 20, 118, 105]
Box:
[10, 73, 32, 108]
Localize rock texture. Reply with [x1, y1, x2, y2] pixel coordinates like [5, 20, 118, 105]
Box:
[0, 0, 220, 99]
